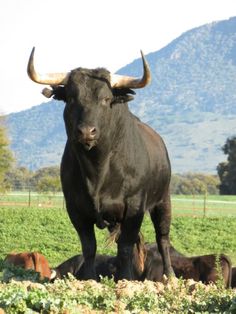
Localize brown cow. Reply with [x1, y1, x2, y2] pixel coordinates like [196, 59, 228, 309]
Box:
[4, 252, 55, 280]
[232, 267, 236, 288]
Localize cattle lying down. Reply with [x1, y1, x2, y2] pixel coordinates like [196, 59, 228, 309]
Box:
[143, 253, 232, 288]
[143, 243, 232, 287]
[54, 254, 116, 280]
[232, 267, 236, 288]
[4, 252, 55, 280]
[54, 245, 232, 288]
[144, 242, 185, 258]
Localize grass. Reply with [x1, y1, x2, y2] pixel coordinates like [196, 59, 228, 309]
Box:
[0, 204, 236, 313]
[0, 205, 235, 267]
[1, 192, 236, 216]
[0, 191, 64, 208]
[172, 194, 236, 217]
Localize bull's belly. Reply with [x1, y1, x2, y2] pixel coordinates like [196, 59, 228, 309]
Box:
[95, 198, 125, 229]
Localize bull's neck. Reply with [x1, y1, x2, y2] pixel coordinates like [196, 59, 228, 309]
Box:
[75, 144, 112, 194]
[75, 104, 136, 182]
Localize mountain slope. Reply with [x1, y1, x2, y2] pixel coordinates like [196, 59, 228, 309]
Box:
[7, 100, 66, 170]
[6, 17, 236, 173]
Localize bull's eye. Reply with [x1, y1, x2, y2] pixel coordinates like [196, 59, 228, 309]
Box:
[101, 97, 111, 107]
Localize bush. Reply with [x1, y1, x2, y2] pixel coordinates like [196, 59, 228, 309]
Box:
[0, 276, 235, 313]
[171, 173, 219, 195]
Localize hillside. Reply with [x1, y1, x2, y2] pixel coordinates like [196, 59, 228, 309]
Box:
[6, 100, 66, 170]
[6, 17, 236, 173]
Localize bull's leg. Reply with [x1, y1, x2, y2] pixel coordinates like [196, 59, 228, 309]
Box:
[76, 223, 98, 280]
[66, 204, 97, 280]
[115, 212, 144, 281]
[150, 191, 174, 278]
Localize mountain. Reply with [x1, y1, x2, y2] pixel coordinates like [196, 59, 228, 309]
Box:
[6, 17, 236, 173]
[6, 100, 66, 170]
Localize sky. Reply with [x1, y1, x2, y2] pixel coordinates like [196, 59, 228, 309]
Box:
[0, 0, 236, 115]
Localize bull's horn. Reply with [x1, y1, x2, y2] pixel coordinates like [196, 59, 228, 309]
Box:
[27, 47, 69, 85]
[110, 50, 151, 89]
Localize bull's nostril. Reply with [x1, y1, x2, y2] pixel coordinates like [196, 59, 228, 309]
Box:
[77, 127, 83, 135]
[90, 127, 96, 135]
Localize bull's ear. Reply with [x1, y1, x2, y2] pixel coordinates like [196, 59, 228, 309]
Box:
[42, 86, 66, 101]
[111, 88, 135, 105]
[42, 88, 54, 98]
[111, 95, 134, 105]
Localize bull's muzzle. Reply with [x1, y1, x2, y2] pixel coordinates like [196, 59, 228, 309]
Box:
[77, 125, 98, 150]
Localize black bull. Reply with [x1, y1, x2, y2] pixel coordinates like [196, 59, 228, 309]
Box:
[27, 48, 173, 281]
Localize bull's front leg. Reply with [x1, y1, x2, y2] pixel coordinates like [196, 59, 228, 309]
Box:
[115, 212, 144, 281]
[76, 222, 98, 280]
[65, 197, 98, 280]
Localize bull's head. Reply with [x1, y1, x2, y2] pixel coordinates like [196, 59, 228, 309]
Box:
[27, 48, 151, 151]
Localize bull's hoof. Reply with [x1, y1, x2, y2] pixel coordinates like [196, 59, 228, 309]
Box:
[75, 264, 98, 281]
[164, 267, 175, 278]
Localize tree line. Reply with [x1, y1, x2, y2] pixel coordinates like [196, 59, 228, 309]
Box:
[2, 166, 220, 195]
[0, 116, 236, 195]
[4, 166, 61, 193]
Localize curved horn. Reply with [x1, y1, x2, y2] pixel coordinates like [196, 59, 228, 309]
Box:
[110, 50, 151, 89]
[27, 47, 69, 85]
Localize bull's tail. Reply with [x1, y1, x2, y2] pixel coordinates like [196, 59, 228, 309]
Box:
[133, 233, 147, 273]
[106, 225, 147, 273]
[106, 224, 121, 245]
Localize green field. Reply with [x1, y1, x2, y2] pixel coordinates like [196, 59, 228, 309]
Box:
[0, 205, 236, 313]
[0, 205, 235, 267]
[172, 194, 236, 217]
[1, 193, 236, 217]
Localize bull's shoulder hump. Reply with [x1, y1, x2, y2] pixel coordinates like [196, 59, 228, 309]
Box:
[136, 120, 162, 142]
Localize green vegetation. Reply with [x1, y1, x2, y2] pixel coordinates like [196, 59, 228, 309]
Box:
[171, 173, 219, 195]
[5, 165, 221, 195]
[172, 194, 236, 218]
[5, 166, 61, 193]
[0, 117, 14, 193]
[0, 205, 235, 312]
[0, 277, 235, 313]
[1, 192, 235, 219]
[0, 206, 235, 267]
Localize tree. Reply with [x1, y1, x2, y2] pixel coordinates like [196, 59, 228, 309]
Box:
[31, 166, 61, 192]
[5, 166, 32, 190]
[170, 173, 219, 195]
[37, 176, 61, 193]
[217, 136, 236, 195]
[0, 117, 14, 192]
